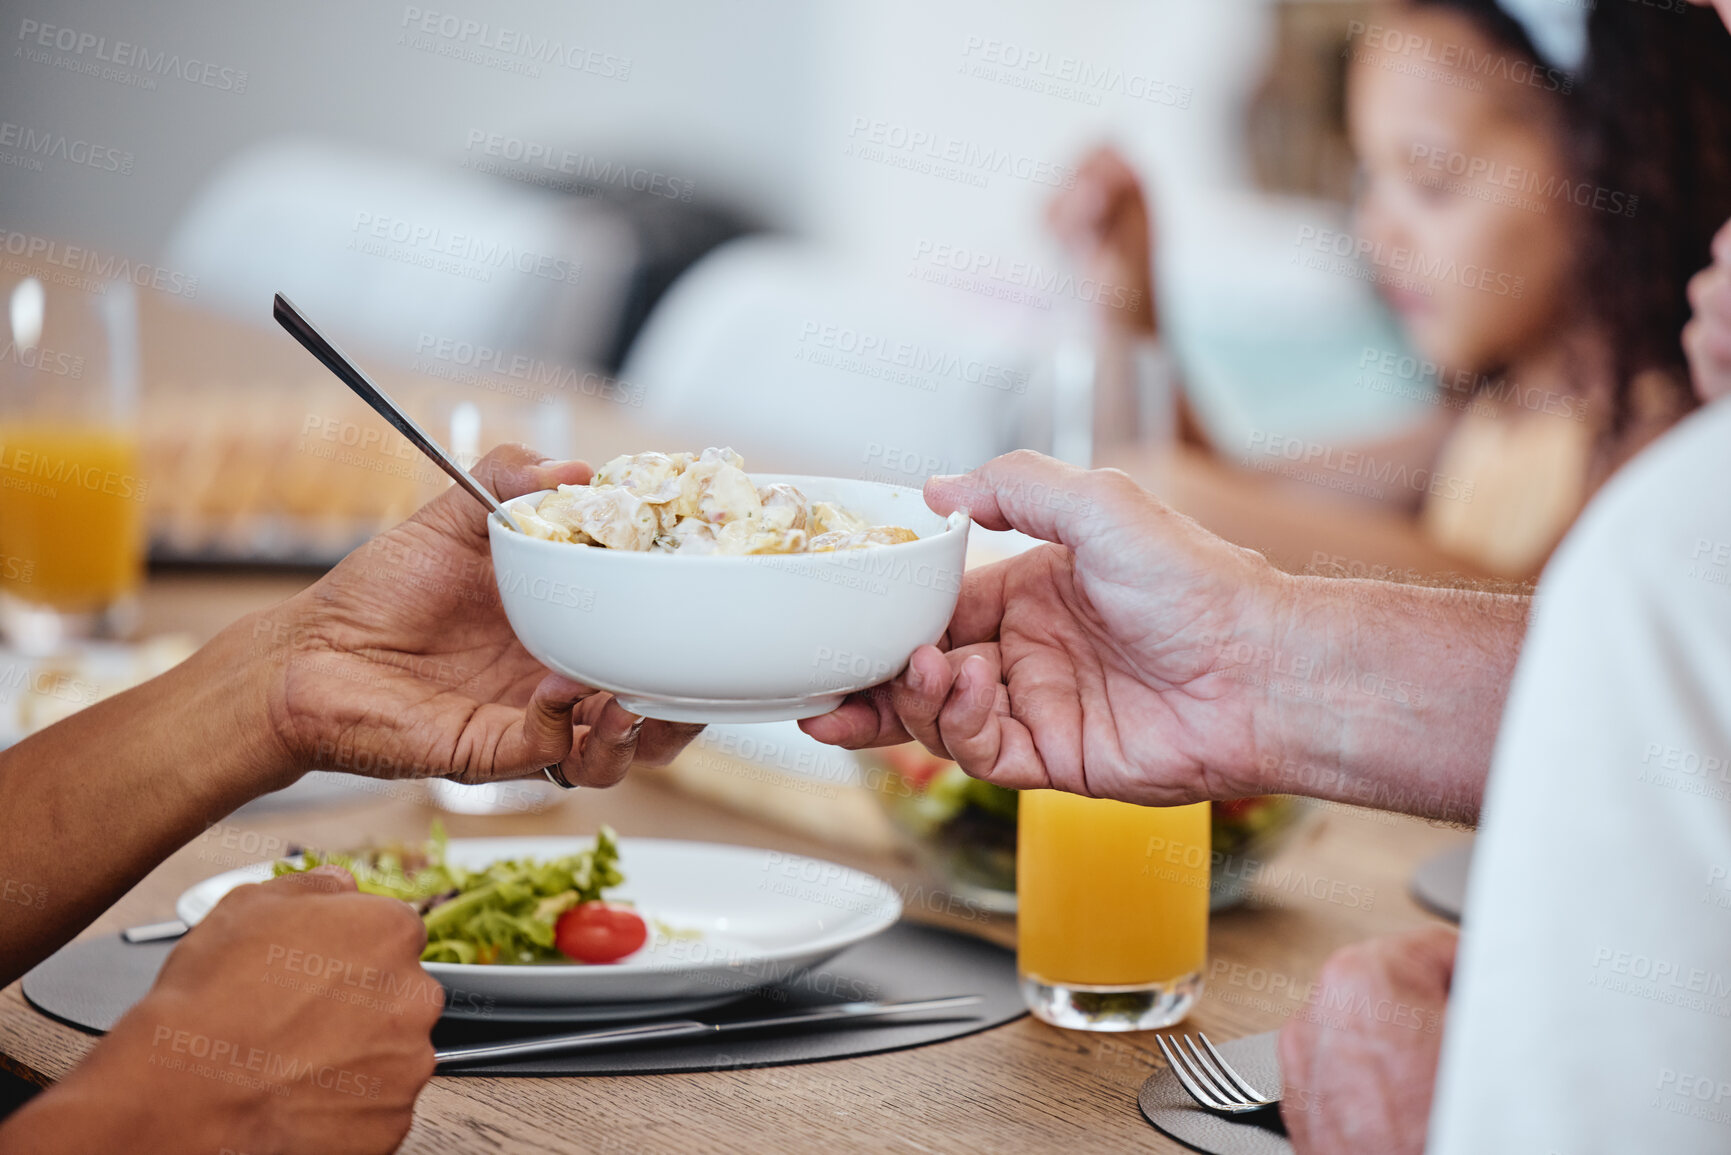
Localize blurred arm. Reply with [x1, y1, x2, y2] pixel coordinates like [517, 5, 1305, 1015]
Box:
[1101, 437, 1501, 579]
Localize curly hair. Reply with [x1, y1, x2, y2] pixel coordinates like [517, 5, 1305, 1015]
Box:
[1410, 0, 1731, 458]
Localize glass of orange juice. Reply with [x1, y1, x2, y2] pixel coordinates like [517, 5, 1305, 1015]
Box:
[1018, 790, 1210, 1030]
[0, 275, 145, 652]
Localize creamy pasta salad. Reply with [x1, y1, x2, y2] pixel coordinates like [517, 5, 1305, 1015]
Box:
[505, 448, 920, 556]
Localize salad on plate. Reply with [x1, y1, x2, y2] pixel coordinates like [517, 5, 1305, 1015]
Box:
[274, 824, 648, 966]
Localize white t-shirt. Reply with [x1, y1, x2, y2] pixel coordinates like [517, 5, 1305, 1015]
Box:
[1431, 396, 1731, 1152]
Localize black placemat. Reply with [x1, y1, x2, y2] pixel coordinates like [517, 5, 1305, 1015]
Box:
[22, 936, 176, 1034]
[1139, 1031, 1290, 1155]
[1409, 839, 1474, 924]
[432, 921, 1022, 1075]
[23, 922, 1024, 1075]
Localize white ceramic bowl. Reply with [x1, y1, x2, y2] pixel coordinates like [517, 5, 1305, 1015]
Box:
[488, 474, 970, 723]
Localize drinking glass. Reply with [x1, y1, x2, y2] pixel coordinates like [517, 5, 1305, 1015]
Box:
[1017, 791, 1210, 1030]
[0, 274, 145, 652]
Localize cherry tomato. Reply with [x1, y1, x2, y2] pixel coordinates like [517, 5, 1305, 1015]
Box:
[554, 902, 647, 964]
[884, 743, 948, 792]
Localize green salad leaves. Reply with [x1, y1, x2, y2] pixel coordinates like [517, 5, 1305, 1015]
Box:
[272, 823, 627, 965]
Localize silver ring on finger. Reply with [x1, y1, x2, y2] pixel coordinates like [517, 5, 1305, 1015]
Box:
[542, 763, 580, 790]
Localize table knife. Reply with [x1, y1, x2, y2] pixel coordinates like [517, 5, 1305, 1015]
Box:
[433, 994, 983, 1068]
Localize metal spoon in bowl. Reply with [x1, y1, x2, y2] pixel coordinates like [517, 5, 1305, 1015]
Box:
[271, 292, 525, 534]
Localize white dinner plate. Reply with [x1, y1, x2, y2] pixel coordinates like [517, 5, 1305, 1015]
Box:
[175, 837, 902, 1009]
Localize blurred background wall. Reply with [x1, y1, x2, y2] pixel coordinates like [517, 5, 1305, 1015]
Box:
[1, 0, 1262, 262]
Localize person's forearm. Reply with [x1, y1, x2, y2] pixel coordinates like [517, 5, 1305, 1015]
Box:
[0, 1064, 194, 1155]
[1100, 443, 1503, 580]
[0, 614, 297, 985]
[1249, 574, 1529, 823]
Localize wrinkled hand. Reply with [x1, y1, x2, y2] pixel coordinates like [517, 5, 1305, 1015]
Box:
[1047, 145, 1158, 335]
[1685, 218, 1731, 405]
[801, 451, 1286, 805]
[1278, 926, 1456, 1155]
[261, 444, 702, 788]
[0, 868, 442, 1155]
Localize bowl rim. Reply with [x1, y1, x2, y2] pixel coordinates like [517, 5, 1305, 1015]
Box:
[489, 473, 969, 565]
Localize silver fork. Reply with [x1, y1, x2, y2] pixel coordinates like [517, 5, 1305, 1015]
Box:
[1155, 1031, 1280, 1116]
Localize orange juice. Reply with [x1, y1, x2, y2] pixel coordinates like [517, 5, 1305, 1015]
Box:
[1018, 791, 1209, 1028]
[0, 423, 145, 610]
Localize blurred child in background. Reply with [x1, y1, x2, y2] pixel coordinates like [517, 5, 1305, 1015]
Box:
[1055, 0, 1731, 579]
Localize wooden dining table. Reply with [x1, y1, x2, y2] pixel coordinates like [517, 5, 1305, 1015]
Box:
[0, 569, 1472, 1154]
